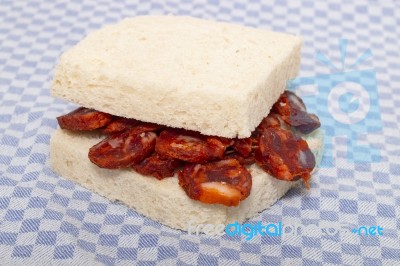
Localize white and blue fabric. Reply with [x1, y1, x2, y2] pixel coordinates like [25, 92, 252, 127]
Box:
[0, 0, 399, 265]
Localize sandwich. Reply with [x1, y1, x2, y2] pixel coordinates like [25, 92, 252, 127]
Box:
[50, 16, 323, 232]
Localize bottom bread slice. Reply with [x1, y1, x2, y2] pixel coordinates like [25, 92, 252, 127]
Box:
[50, 129, 324, 232]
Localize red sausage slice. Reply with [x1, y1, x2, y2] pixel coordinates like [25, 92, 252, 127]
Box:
[178, 158, 252, 207]
[57, 107, 113, 131]
[255, 127, 315, 188]
[133, 153, 182, 180]
[88, 130, 156, 169]
[156, 129, 230, 163]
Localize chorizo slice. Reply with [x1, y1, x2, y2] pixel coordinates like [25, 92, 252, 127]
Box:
[129, 122, 164, 135]
[178, 159, 252, 206]
[57, 107, 112, 130]
[155, 129, 230, 163]
[232, 138, 253, 157]
[102, 118, 140, 134]
[224, 152, 255, 165]
[88, 130, 156, 169]
[103, 118, 163, 135]
[274, 90, 307, 114]
[254, 127, 315, 188]
[286, 111, 321, 134]
[257, 113, 285, 132]
[272, 91, 320, 134]
[133, 153, 182, 180]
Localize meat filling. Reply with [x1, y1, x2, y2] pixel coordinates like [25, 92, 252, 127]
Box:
[56, 91, 320, 206]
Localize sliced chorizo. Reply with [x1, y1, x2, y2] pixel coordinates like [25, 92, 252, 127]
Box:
[57, 107, 112, 130]
[102, 118, 140, 134]
[257, 113, 284, 132]
[88, 130, 156, 169]
[178, 159, 252, 206]
[286, 111, 321, 134]
[272, 91, 320, 134]
[224, 152, 255, 165]
[129, 122, 163, 135]
[133, 153, 182, 180]
[273, 90, 307, 114]
[155, 129, 230, 163]
[232, 138, 253, 157]
[254, 127, 315, 188]
[103, 118, 163, 135]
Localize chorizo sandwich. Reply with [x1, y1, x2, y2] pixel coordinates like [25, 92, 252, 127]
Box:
[50, 16, 323, 232]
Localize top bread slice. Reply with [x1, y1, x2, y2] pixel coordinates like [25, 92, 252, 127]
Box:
[51, 16, 302, 138]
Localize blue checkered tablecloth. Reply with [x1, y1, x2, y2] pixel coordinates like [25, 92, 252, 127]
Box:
[1, 0, 399, 265]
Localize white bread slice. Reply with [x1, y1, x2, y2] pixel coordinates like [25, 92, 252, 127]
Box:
[51, 16, 302, 138]
[50, 129, 323, 232]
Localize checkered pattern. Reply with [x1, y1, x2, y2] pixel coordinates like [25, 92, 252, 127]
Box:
[1, 0, 399, 265]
